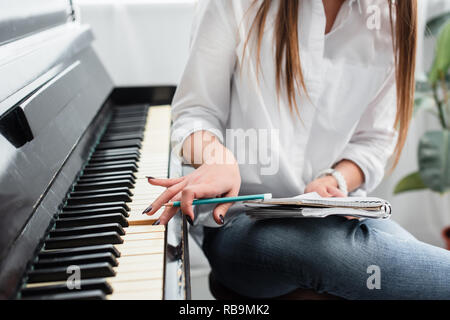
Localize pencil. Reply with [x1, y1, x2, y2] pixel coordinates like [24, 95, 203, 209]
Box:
[163, 193, 272, 207]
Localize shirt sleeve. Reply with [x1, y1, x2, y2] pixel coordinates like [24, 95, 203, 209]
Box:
[170, 0, 238, 159]
[335, 67, 398, 193]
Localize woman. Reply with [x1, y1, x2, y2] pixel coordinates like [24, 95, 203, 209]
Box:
[144, 0, 450, 299]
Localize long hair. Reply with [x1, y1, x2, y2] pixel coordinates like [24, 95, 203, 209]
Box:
[243, 0, 417, 167]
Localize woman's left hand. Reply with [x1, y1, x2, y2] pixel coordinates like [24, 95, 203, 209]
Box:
[305, 176, 359, 220]
[304, 176, 346, 198]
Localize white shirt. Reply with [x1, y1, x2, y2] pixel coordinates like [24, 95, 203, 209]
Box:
[171, 0, 398, 229]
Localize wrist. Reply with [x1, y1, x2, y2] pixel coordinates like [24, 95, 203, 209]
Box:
[320, 175, 339, 188]
[315, 168, 348, 195]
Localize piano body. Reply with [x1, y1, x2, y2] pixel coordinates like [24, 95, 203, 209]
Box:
[0, 0, 190, 300]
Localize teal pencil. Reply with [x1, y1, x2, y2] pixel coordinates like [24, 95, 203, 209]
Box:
[163, 193, 272, 208]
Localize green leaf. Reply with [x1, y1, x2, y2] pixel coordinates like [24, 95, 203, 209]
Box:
[426, 12, 450, 37]
[394, 172, 427, 194]
[428, 21, 450, 85]
[418, 130, 450, 193]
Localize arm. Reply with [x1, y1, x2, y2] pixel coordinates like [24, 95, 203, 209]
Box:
[144, 1, 241, 225]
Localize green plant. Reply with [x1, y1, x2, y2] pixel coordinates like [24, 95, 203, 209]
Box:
[394, 16, 450, 194]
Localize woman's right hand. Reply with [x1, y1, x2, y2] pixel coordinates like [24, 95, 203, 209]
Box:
[143, 134, 241, 226]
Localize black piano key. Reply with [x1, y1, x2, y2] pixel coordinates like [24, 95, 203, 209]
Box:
[22, 289, 106, 300]
[55, 213, 129, 228]
[108, 117, 146, 125]
[60, 206, 129, 218]
[63, 201, 130, 212]
[78, 174, 136, 184]
[92, 147, 140, 157]
[86, 160, 138, 168]
[89, 153, 139, 163]
[70, 187, 133, 197]
[27, 262, 116, 283]
[35, 252, 118, 269]
[66, 192, 132, 205]
[83, 164, 138, 174]
[114, 105, 147, 112]
[39, 244, 120, 259]
[109, 119, 146, 127]
[21, 279, 113, 297]
[73, 180, 134, 192]
[50, 223, 125, 237]
[80, 170, 137, 180]
[44, 231, 123, 249]
[96, 139, 142, 150]
[105, 125, 145, 134]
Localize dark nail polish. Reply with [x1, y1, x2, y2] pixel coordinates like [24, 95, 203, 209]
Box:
[152, 219, 160, 225]
[186, 216, 193, 226]
[146, 176, 155, 180]
[142, 205, 152, 214]
[219, 215, 225, 225]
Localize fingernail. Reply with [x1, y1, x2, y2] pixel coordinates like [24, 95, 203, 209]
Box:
[152, 219, 160, 225]
[186, 216, 193, 226]
[219, 215, 224, 225]
[142, 205, 152, 214]
[146, 176, 155, 180]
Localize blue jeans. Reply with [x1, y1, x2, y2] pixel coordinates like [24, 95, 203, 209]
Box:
[202, 214, 450, 299]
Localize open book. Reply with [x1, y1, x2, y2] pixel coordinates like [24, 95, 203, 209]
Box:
[244, 192, 392, 220]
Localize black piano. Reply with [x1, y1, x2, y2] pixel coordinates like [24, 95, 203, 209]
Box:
[0, 0, 190, 300]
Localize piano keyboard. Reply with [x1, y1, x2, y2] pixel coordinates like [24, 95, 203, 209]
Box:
[19, 105, 172, 300]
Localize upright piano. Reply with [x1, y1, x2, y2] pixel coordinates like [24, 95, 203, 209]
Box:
[0, 0, 190, 300]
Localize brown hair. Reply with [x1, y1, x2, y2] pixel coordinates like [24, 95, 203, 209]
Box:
[244, 0, 417, 167]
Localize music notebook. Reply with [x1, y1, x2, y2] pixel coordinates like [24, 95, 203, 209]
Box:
[244, 192, 392, 220]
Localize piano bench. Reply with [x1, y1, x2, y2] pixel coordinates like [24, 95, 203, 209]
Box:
[208, 272, 342, 300]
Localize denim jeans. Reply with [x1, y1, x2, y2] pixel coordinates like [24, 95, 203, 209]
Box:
[202, 213, 450, 299]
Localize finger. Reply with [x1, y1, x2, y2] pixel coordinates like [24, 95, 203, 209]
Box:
[316, 188, 331, 198]
[154, 192, 182, 225]
[212, 189, 237, 225]
[327, 186, 346, 197]
[180, 184, 219, 222]
[157, 206, 180, 225]
[147, 176, 185, 187]
[144, 179, 188, 215]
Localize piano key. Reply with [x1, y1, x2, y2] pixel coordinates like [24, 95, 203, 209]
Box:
[63, 201, 130, 212]
[44, 231, 123, 249]
[27, 262, 116, 283]
[96, 139, 142, 150]
[59, 206, 129, 218]
[39, 244, 120, 259]
[55, 213, 129, 228]
[70, 187, 133, 197]
[23, 289, 106, 300]
[92, 147, 140, 157]
[107, 118, 147, 126]
[105, 125, 146, 134]
[66, 192, 132, 205]
[83, 164, 138, 174]
[86, 160, 138, 168]
[73, 180, 134, 192]
[80, 170, 136, 180]
[35, 252, 119, 269]
[21, 279, 113, 297]
[78, 174, 135, 184]
[88, 153, 140, 163]
[50, 223, 125, 237]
